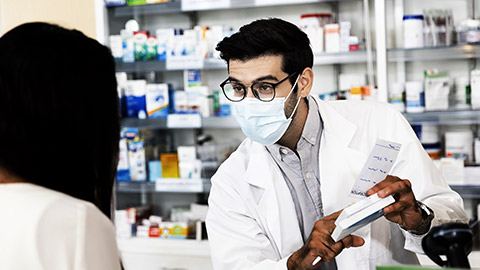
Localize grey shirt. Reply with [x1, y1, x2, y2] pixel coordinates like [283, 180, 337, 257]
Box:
[266, 96, 336, 270]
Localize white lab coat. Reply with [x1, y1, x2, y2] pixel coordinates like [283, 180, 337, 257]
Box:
[206, 98, 468, 270]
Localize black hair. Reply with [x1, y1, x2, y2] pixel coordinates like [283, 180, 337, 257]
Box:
[0, 22, 120, 218]
[216, 18, 313, 86]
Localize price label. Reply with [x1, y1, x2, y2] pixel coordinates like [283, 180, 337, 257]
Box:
[166, 55, 204, 70]
[167, 114, 202, 128]
[181, 0, 230, 11]
[155, 178, 204, 192]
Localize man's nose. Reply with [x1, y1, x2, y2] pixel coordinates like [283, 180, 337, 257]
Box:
[245, 86, 256, 98]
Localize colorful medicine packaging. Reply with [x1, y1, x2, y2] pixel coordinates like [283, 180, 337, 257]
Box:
[146, 83, 170, 118]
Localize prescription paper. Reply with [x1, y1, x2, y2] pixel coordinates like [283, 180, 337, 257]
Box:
[350, 139, 402, 198]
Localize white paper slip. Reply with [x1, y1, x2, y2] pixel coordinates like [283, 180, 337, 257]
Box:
[331, 193, 395, 242]
[350, 139, 401, 198]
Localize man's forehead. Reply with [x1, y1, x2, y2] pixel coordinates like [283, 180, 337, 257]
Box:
[228, 55, 284, 81]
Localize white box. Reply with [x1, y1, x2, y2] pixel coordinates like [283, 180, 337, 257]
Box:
[177, 146, 197, 161]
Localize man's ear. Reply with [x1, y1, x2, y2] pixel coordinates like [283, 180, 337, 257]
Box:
[297, 68, 313, 98]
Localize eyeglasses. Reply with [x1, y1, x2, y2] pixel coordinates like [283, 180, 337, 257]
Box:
[220, 72, 297, 102]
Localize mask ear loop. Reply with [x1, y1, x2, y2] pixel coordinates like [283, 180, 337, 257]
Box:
[284, 74, 302, 120]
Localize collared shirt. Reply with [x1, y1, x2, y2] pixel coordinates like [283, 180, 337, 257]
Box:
[266, 95, 337, 270]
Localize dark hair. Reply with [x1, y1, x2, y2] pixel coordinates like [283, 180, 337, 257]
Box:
[216, 18, 313, 85]
[0, 22, 120, 218]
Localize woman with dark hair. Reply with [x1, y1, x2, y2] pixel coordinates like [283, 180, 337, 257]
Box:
[0, 22, 121, 269]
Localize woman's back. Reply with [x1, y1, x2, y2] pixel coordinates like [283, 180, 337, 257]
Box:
[0, 183, 121, 270]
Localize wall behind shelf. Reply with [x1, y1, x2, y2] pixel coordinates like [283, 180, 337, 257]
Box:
[0, 0, 97, 38]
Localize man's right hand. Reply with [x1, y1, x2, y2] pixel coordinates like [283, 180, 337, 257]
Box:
[286, 211, 365, 270]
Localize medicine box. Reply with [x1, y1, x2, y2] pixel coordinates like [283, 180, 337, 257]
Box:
[160, 153, 179, 178]
[146, 83, 169, 118]
[177, 146, 197, 161]
[125, 80, 147, 119]
[159, 222, 188, 239]
[116, 131, 130, 181]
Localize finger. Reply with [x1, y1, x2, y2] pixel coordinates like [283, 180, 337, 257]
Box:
[383, 200, 410, 214]
[342, 235, 365, 248]
[317, 243, 338, 262]
[313, 219, 336, 235]
[366, 175, 398, 195]
[377, 179, 412, 198]
[324, 210, 343, 220]
[328, 239, 346, 255]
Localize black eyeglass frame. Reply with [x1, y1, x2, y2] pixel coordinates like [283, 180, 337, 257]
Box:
[219, 72, 298, 102]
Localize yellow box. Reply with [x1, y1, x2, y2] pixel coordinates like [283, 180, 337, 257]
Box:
[160, 153, 179, 178]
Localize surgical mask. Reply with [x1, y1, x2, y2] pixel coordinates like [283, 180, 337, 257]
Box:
[231, 75, 301, 145]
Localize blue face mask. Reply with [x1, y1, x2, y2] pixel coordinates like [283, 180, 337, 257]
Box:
[231, 75, 301, 145]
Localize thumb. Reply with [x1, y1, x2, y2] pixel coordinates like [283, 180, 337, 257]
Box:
[340, 235, 365, 248]
[351, 235, 365, 247]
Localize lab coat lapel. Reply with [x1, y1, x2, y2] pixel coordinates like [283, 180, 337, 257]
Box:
[245, 143, 303, 258]
[315, 99, 367, 214]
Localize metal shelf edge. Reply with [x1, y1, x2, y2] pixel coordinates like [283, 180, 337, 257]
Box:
[110, 0, 359, 17]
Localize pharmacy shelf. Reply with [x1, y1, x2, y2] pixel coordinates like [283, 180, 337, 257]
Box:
[115, 51, 370, 73]
[121, 116, 239, 129]
[110, 0, 358, 17]
[116, 178, 211, 193]
[115, 58, 226, 73]
[450, 185, 480, 199]
[403, 110, 480, 125]
[388, 45, 480, 62]
[117, 238, 213, 270]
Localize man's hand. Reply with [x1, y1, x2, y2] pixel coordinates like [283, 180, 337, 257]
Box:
[366, 175, 427, 234]
[287, 211, 365, 270]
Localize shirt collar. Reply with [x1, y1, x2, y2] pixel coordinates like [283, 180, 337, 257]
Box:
[301, 95, 322, 146]
[265, 95, 323, 157]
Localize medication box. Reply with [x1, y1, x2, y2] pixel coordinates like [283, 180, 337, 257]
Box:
[146, 83, 169, 118]
[117, 129, 130, 181]
[161, 153, 179, 178]
[160, 222, 188, 239]
[125, 80, 147, 119]
[124, 128, 147, 181]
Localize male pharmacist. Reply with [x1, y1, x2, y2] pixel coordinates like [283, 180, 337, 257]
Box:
[205, 18, 468, 270]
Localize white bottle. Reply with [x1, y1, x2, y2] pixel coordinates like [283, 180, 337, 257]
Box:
[403, 15, 424, 48]
[405, 81, 425, 113]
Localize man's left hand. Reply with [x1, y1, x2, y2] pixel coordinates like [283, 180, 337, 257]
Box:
[366, 175, 427, 234]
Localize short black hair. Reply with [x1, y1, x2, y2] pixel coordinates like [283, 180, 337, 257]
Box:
[0, 22, 120, 218]
[216, 18, 313, 85]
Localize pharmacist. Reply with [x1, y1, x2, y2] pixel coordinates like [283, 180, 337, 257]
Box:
[205, 18, 468, 270]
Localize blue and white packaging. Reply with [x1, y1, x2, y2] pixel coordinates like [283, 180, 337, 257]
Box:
[105, 0, 126, 6]
[126, 80, 147, 119]
[146, 83, 169, 118]
[156, 28, 175, 61]
[121, 29, 134, 63]
[173, 91, 188, 114]
[117, 130, 130, 181]
[184, 69, 202, 89]
[124, 128, 147, 182]
[186, 86, 211, 117]
[128, 141, 147, 181]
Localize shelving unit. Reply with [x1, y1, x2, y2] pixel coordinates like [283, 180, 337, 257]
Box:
[450, 185, 480, 200]
[107, 0, 480, 268]
[109, 0, 359, 17]
[117, 238, 213, 270]
[117, 178, 211, 193]
[121, 116, 239, 129]
[403, 110, 480, 125]
[115, 50, 371, 73]
[388, 45, 480, 62]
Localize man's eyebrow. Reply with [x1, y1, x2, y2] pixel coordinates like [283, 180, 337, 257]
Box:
[228, 75, 279, 83]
